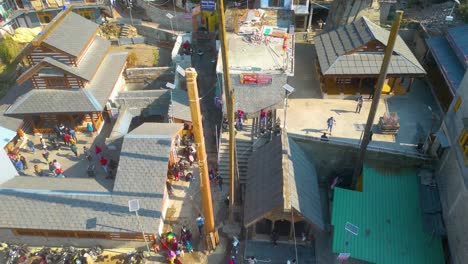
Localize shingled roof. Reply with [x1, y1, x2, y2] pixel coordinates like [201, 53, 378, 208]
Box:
[6, 52, 127, 115]
[244, 132, 324, 230]
[37, 11, 99, 57]
[0, 123, 180, 234]
[314, 17, 426, 76]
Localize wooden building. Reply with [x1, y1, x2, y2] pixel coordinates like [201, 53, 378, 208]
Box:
[244, 132, 324, 240]
[314, 16, 426, 97]
[0, 123, 182, 247]
[5, 8, 127, 134]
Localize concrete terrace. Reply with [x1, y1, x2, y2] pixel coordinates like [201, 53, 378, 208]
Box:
[278, 79, 442, 157]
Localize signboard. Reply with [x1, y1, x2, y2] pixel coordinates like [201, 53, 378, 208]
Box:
[240, 74, 273, 85]
[345, 222, 359, 236]
[166, 13, 174, 19]
[176, 65, 186, 76]
[337, 253, 350, 261]
[201, 0, 216, 11]
[128, 199, 140, 212]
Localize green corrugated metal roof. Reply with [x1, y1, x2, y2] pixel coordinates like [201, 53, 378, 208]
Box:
[332, 166, 444, 264]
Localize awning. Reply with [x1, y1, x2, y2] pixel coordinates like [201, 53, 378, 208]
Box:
[435, 130, 450, 148]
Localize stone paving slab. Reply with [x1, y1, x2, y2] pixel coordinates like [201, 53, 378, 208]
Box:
[278, 80, 441, 156]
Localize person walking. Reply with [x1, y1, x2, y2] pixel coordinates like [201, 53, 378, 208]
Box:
[83, 146, 92, 161]
[26, 139, 35, 153]
[53, 159, 61, 170]
[271, 229, 279, 247]
[356, 96, 363, 113]
[70, 144, 78, 157]
[327, 116, 336, 134]
[95, 145, 102, 158]
[42, 149, 50, 162]
[69, 128, 77, 141]
[19, 155, 28, 170]
[15, 158, 24, 172]
[100, 156, 108, 174]
[49, 161, 55, 175]
[87, 122, 94, 136]
[63, 133, 71, 146]
[196, 214, 205, 236]
[217, 174, 223, 192]
[39, 135, 47, 150]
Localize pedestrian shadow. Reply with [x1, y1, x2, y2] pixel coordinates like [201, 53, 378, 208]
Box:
[301, 128, 325, 135]
[29, 158, 46, 165]
[331, 109, 355, 115]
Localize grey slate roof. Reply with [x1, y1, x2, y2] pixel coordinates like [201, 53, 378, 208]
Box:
[0, 123, 180, 234]
[113, 126, 175, 195]
[115, 89, 191, 122]
[40, 11, 99, 57]
[244, 132, 324, 230]
[314, 16, 426, 76]
[169, 89, 192, 122]
[6, 52, 127, 115]
[226, 74, 287, 115]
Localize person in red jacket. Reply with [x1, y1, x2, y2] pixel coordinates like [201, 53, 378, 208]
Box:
[100, 156, 108, 174]
[95, 145, 102, 158]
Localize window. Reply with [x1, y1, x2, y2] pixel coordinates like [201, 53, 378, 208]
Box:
[454, 97, 462, 112]
[268, 0, 284, 7]
[45, 77, 67, 88]
[77, 9, 95, 20]
[37, 12, 52, 24]
[458, 129, 468, 164]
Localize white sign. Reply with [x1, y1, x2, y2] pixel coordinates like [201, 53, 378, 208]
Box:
[166, 82, 176, 89]
[166, 13, 174, 19]
[176, 65, 186, 76]
[337, 253, 350, 260]
[345, 222, 359, 236]
[283, 84, 295, 93]
[128, 199, 140, 212]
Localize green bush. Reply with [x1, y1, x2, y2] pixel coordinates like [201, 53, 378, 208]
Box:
[153, 49, 159, 66]
[0, 37, 22, 64]
[458, 3, 468, 23]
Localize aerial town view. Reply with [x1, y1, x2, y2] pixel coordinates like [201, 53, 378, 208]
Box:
[0, 0, 467, 263]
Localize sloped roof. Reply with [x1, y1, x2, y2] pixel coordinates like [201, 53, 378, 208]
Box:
[39, 11, 98, 57]
[17, 36, 111, 84]
[6, 52, 127, 115]
[314, 17, 425, 76]
[332, 166, 444, 264]
[169, 89, 192, 122]
[114, 123, 178, 194]
[244, 132, 324, 230]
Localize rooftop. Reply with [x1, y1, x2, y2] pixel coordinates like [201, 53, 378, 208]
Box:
[36, 11, 99, 57]
[5, 52, 128, 115]
[314, 16, 425, 76]
[244, 132, 324, 230]
[0, 123, 180, 234]
[218, 9, 295, 75]
[332, 166, 444, 264]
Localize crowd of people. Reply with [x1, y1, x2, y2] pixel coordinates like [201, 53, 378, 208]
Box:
[7, 123, 116, 179]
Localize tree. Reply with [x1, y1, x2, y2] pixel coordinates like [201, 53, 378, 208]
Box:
[0, 37, 22, 64]
[458, 2, 468, 23]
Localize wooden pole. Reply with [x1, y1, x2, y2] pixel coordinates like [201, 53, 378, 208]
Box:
[217, 0, 236, 223]
[351, 11, 404, 189]
[185, 68, 215, 234]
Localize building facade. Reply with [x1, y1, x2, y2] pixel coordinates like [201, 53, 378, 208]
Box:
[0, 0, 108, 31]
[5, 8, 127, 134]
[433, 71, 468, 263]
